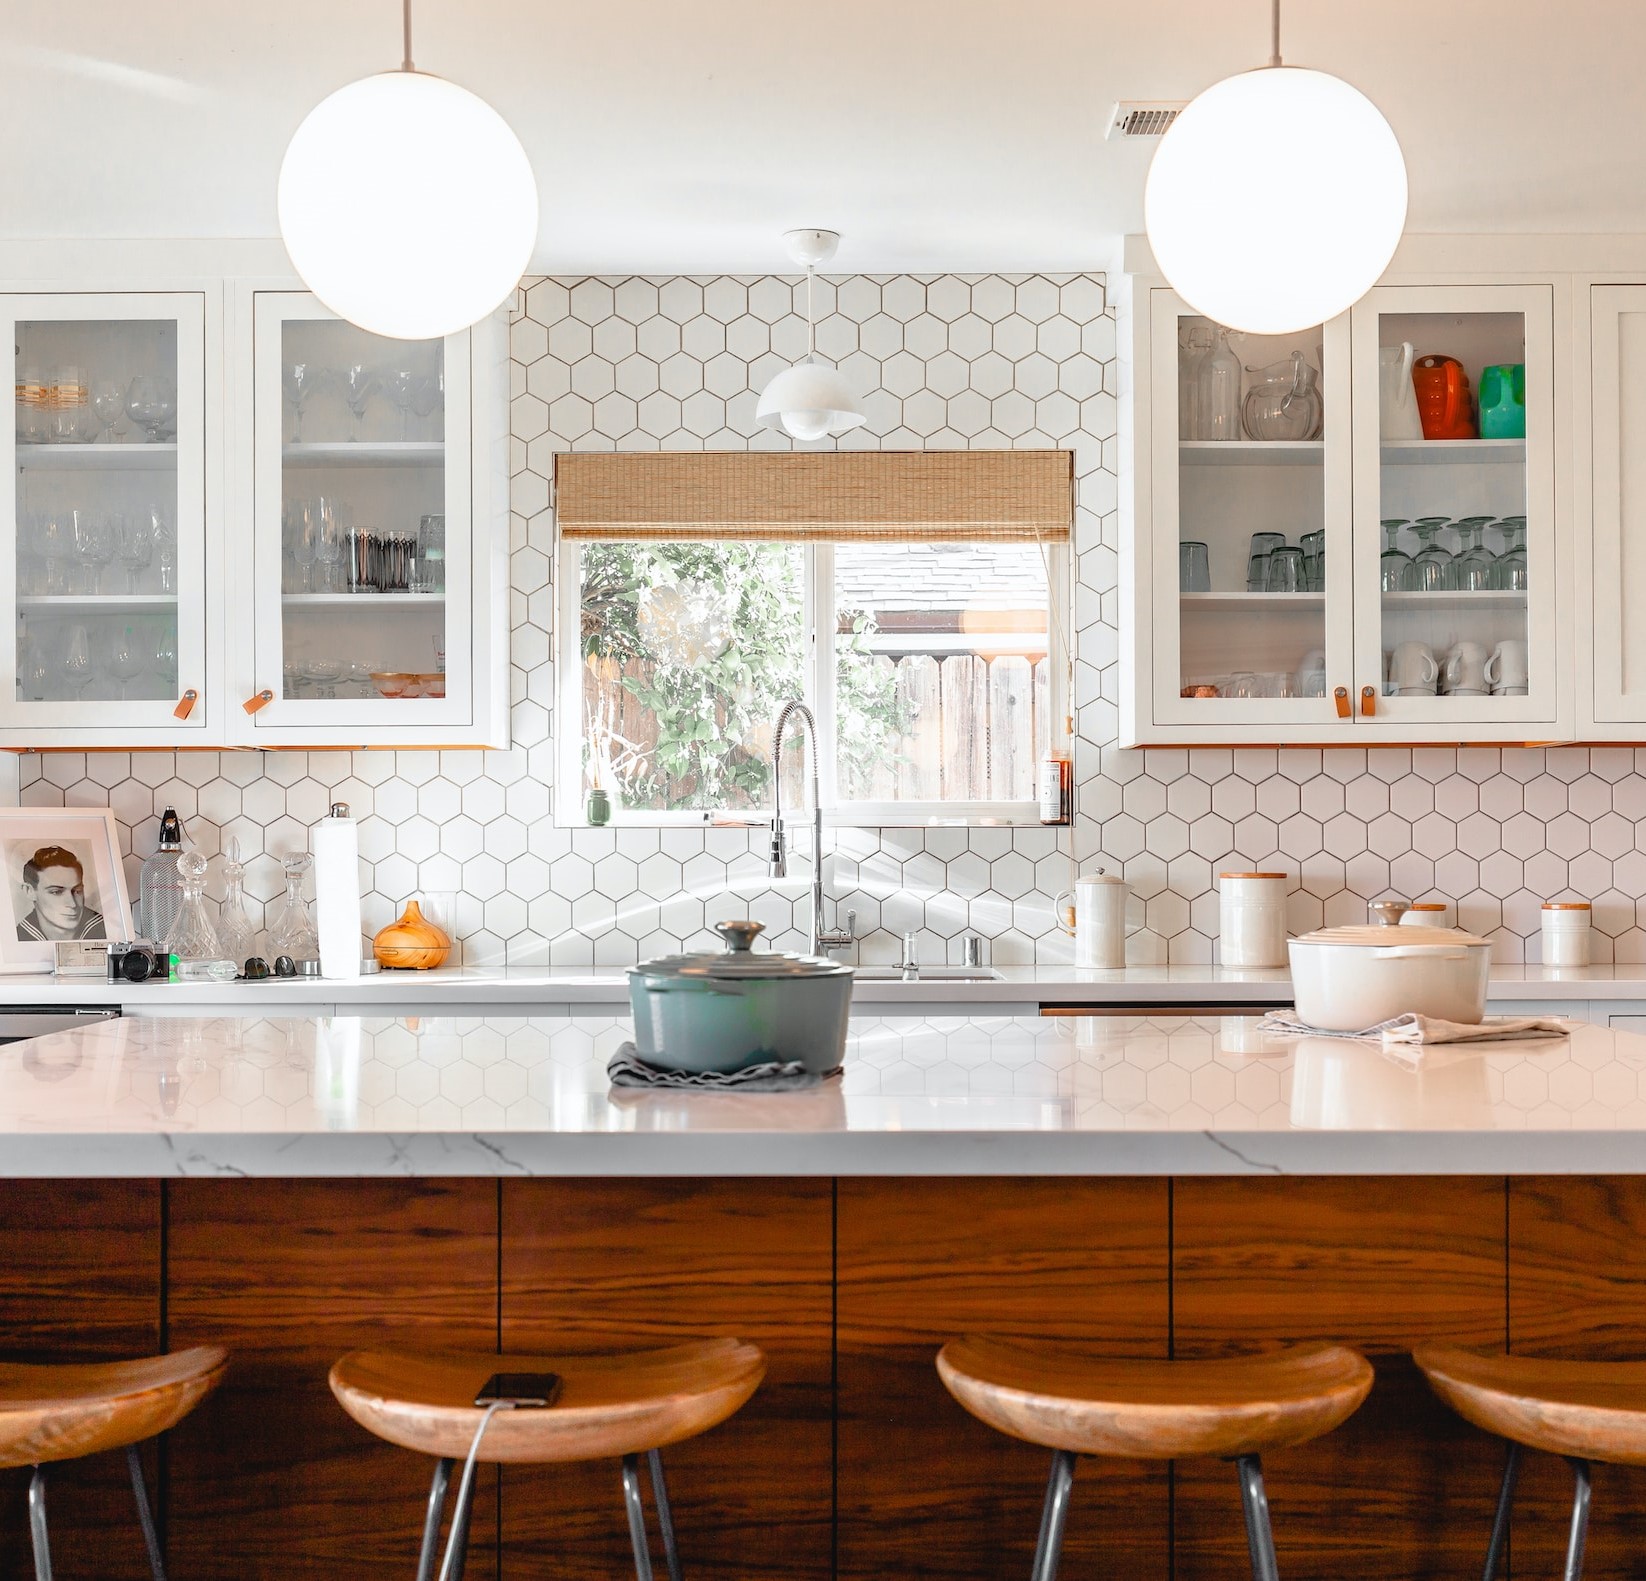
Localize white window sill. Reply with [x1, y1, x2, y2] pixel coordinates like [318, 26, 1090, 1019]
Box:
[555, 801, 1055, 831]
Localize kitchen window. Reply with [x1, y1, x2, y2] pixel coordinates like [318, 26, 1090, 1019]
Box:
[554, 450, 1072, 826]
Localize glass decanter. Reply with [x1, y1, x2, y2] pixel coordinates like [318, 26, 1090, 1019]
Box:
[268, 851, 319, 962]
[216, 837, 260, 970]
[165, 850, 223, 962]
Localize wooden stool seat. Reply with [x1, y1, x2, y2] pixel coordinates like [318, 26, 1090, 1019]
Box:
[330, 1338, 767, 1464]
[938, 1337, 1373, 1460]
[0, 1346, 228, 1471]
[1415, 1342, 1646, 1466]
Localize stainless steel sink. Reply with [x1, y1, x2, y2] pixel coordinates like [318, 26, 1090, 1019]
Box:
[851, 966, 1002, 982]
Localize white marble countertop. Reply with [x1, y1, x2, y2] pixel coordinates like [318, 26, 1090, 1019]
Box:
[3, 1009, 1644, 1177]
[2, 961, 1642, 1010]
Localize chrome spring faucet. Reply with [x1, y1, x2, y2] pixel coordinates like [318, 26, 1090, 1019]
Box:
[768, 700, 856, 957]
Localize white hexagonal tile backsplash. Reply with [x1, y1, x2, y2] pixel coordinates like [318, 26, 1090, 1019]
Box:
[19, 274, 1646, 965]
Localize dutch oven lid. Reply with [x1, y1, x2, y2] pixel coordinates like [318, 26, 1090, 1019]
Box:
[1293, 924, 1491, 948]
[632, 920, 852, 980]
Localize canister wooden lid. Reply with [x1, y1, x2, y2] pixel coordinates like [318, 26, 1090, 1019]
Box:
[1541, 901, 1591, 910]
[1407, 902, 1448, 911]
[1219, 871, 1286, 880]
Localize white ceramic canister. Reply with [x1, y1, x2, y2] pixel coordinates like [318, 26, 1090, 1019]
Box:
[1218, 872, 1288, 968]
[1056, 871, 1143, 969]
[1401, 900, 1455, 930]
[1541, 902, 1592, 967]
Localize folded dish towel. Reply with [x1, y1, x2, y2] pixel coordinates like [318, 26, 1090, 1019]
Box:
[607, 1042, 839, 1092]
[1258, 1010, 1571, 1048]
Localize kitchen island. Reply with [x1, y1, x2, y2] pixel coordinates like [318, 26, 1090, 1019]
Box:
[6, 1010, 1646, 1581]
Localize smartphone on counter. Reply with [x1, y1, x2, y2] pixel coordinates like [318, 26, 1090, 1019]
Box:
[474, 1371, 562, 1407]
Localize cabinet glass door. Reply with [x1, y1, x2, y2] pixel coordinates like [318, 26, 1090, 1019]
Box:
[1351, 285, 1557, 726]
[3, 293, 208, 735]
[1148, 289, 1353, 730]
[249, 292, 472, 733]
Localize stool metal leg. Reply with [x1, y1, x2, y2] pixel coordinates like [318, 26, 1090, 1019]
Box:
[127, 1443, 167, 1581]
[445, 1461, 478, 1581]
[1236, 1454, 1280, 1581]
[416, 1458, 454, 1581]
[1029, 1449, 1077, 1581]
[1481, 1442, 1521, 1581]
[1564, 1457, 1592, 1581]
[29, 1465, 52, 1581]
[623, 1453, 655, 1581]
[647, 1449, 683, 1581]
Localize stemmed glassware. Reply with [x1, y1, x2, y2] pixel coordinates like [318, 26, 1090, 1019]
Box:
[125, 376, 176, 443]
[73, 511, 115, 594]
[340, 364, 377, 440]
[117, 516, 152, 593]
[107, 623, 147, 700]
[90, 379, 126, 443]
[1380, 519, 1417, 593]
[1409, 518, 1456, 593]
[382, 367, 428, 439]
[1452, 518, 1500, 592]
[1495, 517, 1528, 591]
[153, 622, 179, 687]
[38, 514, 72, 594]
[61, 623, 95, 698]
[282, 361, 329, 444]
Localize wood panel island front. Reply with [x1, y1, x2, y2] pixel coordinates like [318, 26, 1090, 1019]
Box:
[2, 1010, 1644, 1581]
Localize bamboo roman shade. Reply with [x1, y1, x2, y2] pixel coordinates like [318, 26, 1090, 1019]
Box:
[554, 450, 1073, 543]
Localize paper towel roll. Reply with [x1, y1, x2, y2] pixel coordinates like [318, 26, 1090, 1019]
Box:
[313, 803, 363, 981]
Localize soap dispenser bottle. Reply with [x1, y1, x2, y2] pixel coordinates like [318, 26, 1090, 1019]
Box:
[312, 802, 363, 980]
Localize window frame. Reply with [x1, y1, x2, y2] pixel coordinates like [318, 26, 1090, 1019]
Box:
[554, 535, 1070, 829]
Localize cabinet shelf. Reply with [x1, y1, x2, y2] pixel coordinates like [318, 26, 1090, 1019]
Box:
[1381, 438, 1525, 466]
[16, 442, 177, 471]
[1182, 590, 1527, 615]
[281, 592, 445, 609]
[18, 594, 178, 614]
[1180, 440, 1323, 467]
[283, 442, 444, 469]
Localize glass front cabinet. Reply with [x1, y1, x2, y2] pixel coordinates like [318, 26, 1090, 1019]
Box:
[235, 291, 508, 747]
[2, 292, 214, 745]
[1125, 279, 1566, 745]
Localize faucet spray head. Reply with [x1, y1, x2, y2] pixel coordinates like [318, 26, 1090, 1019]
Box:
[768, 818, 787, 879]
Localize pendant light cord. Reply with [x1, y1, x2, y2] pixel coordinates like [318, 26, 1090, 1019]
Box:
[1269, 0, 1282, 66]
[805, 266, 816, 358]
[402, 0, 415, 71]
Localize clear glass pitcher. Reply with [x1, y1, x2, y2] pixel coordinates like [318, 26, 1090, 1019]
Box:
[1241, 350, 1323, 441]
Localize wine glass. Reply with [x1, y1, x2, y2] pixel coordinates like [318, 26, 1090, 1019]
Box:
[107, 623, 147, 700]
[72, 511, 115, 595]
[1453, 517, 1500, 592]
[1380, 519, 1417, 593]
[116, 515, 152, 593]
[90, 379, 126, 443]
[147, 505, 177, 594]
[292, 501, 319, 592]
[126, 375, 177, 443]
[382, 366, 428, 440]
[1495, 517, 1529, 592]
[314, 499, 348, 593]
[1409, 518, 1456, 593]
[339, 364, 377, 440]
[38, 514, 72, 594]
[152, 622, 179, 685]
[61, 624, 96, 698]
[282, 360, 329, 443]
[16, 619, 50, 701]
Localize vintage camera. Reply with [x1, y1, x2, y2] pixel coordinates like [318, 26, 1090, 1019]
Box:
[106, 941, 166, 983]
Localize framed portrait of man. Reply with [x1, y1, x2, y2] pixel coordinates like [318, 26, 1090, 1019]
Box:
[0, 808, 132, 968]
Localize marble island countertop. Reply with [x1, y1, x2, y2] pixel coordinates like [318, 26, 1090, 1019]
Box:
[4, 1009, 1645, 1178]
[4, 960, 1646, 1010]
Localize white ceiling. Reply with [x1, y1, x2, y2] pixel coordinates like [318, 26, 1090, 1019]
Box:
[2, 1, 1641, 273]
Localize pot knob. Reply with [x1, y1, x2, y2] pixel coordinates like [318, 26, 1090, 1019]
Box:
[715, 920, 766, 954]
[1368, 899, 1410, 927]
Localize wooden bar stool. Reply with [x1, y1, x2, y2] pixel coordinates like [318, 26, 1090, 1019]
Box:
[330, 1338, 766, 1581]
[937, 1337, 1373, 1581]
[1414, 1341, 1646, 1581]
[0, 1345, 228, 1581]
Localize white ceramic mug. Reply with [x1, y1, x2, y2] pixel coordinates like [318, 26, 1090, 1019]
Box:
[1056, 871, 1144, 969]
[1444, 640, 1489, 695]
[1390, 641, 1438, 690]
[1486, 639, 1529, 691]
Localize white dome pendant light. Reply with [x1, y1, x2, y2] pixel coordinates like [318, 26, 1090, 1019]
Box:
[1144, 0, 1406, 335]
[278, 0, 538, 340]
[756, 230, 867, 442]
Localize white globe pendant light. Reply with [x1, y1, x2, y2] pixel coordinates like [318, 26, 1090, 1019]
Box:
[756, 230, 866, 441]
[1144, 0, 1406, 335]
[278, 0, 537, 340]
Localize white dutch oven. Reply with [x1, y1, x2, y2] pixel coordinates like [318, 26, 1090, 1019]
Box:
[1287, 925, 1492, 1031]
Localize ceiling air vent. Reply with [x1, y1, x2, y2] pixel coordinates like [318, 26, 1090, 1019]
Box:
[1106, 101, 1187, 140]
